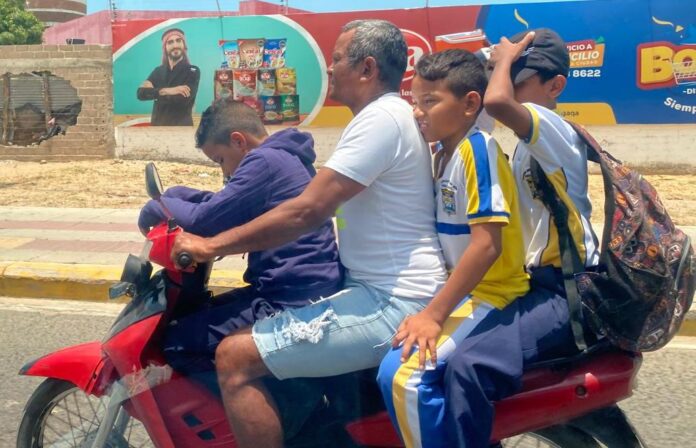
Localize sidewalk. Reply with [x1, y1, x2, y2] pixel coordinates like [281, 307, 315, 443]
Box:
[1, 206, 695, 336]
[0, 207, 247, 303]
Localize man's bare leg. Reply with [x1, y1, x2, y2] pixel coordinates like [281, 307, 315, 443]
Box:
[215, 327, 282, 448]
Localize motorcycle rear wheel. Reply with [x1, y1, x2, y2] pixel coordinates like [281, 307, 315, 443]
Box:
[502, 425, 601, 448]
[17, 378, 154, 448]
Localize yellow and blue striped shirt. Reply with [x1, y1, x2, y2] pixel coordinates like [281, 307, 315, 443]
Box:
[435, 128, 529, 309]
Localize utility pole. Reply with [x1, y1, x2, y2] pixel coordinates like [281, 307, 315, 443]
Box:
[109, 0, 118, 22]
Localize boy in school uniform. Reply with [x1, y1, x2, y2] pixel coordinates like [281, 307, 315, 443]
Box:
[377, 49, 530, 448]
[444, 28, 601, 446]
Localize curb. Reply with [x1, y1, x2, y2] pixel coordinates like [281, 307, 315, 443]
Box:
[0, 261, 246, 303]
[1, 261, 695, 338]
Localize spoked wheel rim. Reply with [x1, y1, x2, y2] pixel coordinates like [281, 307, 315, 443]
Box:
[34, 386, 153, 448]
[502, 433, 563, 448]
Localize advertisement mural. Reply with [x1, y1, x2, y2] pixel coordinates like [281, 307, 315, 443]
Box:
[112, 0, 696, 127]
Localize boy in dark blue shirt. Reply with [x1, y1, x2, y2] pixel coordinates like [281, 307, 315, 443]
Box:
[138, 99, 343, 373]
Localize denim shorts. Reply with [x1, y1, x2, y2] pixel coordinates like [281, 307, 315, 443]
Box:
[251, 276, 428, 380]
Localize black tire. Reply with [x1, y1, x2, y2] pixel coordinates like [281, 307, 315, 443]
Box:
[17, 378, 75, 448]
[17, 378, 152, 448]
[503, 425, 602, 448]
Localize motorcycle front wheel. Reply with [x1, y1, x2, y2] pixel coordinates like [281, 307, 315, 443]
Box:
[17, 378, 154, 448]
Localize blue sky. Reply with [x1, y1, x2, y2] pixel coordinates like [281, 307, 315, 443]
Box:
[88, 0, 581, 14]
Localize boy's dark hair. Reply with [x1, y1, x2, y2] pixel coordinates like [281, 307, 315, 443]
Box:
[414, 49, 488, 101]
[534, 69, 560, 83]
[195, 99, 267, 148]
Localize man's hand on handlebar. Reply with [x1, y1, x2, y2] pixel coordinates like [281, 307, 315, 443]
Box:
[171, 231, 215, 268]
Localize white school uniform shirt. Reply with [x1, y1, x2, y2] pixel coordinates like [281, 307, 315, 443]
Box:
[512, 103, 600, 269]
[435, 127, 529, 309]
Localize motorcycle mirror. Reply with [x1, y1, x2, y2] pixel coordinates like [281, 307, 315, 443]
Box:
[145, 162, 164, 200]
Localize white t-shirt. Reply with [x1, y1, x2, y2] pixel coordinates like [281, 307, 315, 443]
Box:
[324, 93, 447, 299]
[512, 103, 600, 269]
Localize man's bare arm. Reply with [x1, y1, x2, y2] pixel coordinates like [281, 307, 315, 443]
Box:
[171, 167, 365, 262]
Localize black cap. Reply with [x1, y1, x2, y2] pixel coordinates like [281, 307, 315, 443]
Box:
[509, 28, 569, 84]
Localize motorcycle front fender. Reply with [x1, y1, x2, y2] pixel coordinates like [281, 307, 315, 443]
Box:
[19, 341, 111, 396]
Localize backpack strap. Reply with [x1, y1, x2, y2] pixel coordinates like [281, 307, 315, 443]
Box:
[530, 158, 588, 351]
[564, 121, 618, 262]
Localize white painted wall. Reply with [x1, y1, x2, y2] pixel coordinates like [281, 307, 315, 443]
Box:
[116, 124, 696, 173]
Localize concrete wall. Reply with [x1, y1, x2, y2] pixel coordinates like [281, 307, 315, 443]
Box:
[116, 123, 696, 173]
[115, 125, 343, 167]
[0, 44, 114, 161]
[491, 124, 696, 174]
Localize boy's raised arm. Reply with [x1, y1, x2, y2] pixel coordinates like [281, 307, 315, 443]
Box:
[483, 32, 536, 141]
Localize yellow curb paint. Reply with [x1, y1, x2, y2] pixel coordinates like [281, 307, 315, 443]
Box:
[678, 319, 696, 338]
[0, 261, 246, 303]
[0, 237, 34, 250]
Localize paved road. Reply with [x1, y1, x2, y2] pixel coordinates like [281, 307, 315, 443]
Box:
[1, 297, 695, 447]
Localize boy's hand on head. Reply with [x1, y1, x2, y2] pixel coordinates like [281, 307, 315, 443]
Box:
[490, 31, 536, 67]
[393, 310, 442, 370]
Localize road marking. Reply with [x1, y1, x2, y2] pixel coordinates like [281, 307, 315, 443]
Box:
[2, 297, 695, 350]
[661, 336, 696, 350]
[0, 237, 34, 249]
[0, 296, 124, 317]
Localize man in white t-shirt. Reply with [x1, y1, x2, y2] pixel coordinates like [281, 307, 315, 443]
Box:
[172, 20, 447, 448]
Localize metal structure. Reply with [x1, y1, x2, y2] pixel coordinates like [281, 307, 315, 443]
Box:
[25, 0, 87, 27]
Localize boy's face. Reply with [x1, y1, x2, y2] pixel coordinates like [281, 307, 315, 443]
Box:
[201, 132, 250, 181]
[513, 73, 566, 109]
[411, 76, 479, 144]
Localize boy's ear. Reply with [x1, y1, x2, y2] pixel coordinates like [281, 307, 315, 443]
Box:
[463, 91, 483, 117]
[548, 75, 567, 99]
[229, 131, 249, 152]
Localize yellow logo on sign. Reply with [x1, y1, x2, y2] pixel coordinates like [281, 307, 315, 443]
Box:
[637, 42, 696, 89]
[567, 40, 605, 68]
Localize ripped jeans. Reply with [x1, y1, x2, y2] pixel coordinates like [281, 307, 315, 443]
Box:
[251, 275, 427, 380]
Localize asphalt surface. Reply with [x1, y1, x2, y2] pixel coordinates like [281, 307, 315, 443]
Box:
[0, 297, 695, 448]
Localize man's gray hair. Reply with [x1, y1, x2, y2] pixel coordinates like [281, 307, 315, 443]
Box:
[341, 19, 407, 91]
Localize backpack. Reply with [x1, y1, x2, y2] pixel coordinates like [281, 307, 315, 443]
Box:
[530, 121, 695, 352]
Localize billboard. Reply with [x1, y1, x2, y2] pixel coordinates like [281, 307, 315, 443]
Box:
[112, 0, 696, 127]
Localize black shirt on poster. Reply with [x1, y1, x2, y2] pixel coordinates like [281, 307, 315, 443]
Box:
[137, 61, 201, 126]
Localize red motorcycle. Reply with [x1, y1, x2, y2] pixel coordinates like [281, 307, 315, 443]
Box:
[17, 164, 647, 448]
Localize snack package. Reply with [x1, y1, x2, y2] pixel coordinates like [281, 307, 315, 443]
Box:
[233, 70, 257, 100]
[276, 68, 297, 95]
[263, 38, 287, 68]
[214, 69, 235, 100]
[238, 38, 265, 69]
[241, 96, 261, 116]
[260, 95, 282, 124]
[281, 94, 299, 123]
[257, 68, 277, 97]
[221, 41, 240, 69]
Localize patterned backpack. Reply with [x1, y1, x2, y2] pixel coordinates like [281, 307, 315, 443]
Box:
[531, 122, 695, 352]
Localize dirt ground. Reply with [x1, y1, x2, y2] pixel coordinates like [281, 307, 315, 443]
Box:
[1, 159, 695, 226]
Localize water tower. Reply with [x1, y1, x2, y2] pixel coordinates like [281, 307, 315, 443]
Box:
[25, 0, 87, 27]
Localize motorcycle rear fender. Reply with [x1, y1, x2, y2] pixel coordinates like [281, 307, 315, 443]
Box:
[19, 341, 111, 396]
